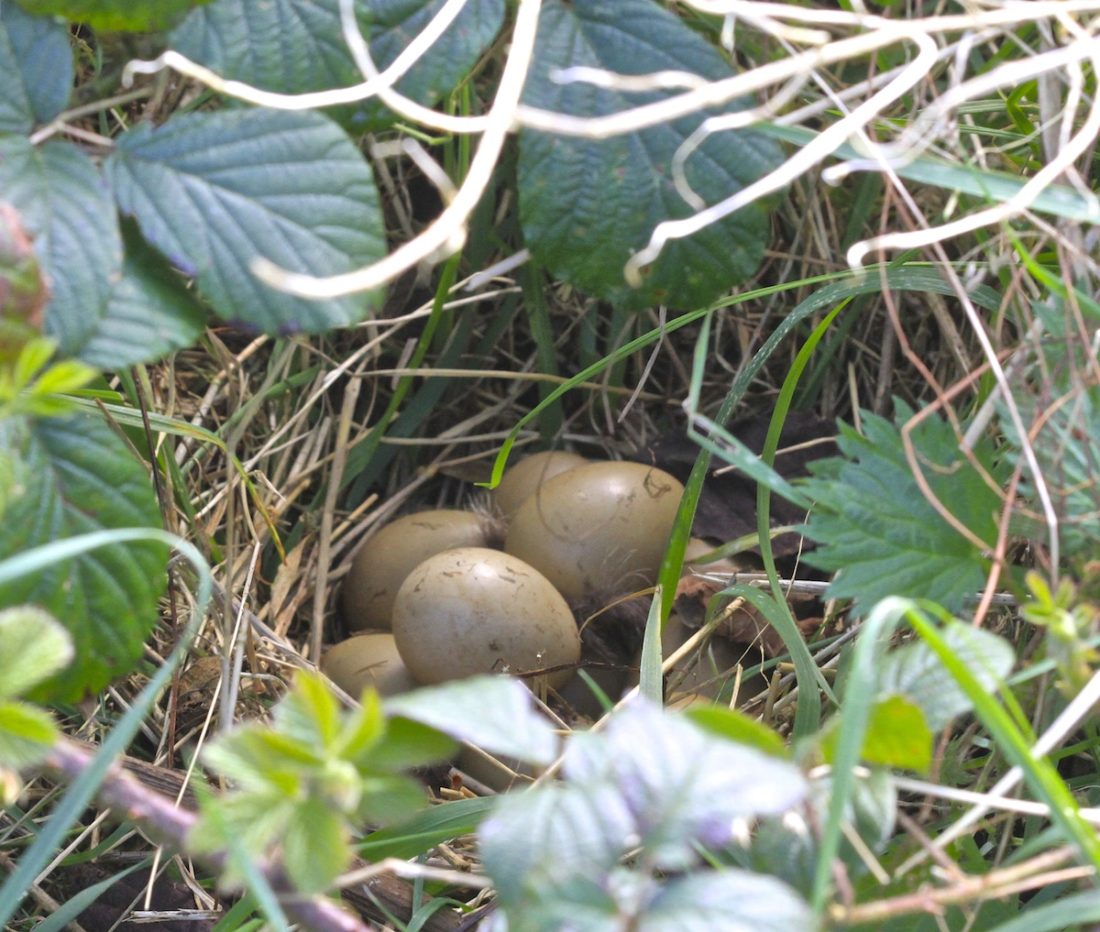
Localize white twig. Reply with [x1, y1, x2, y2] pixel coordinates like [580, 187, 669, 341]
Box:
[251, 0, 544, 299]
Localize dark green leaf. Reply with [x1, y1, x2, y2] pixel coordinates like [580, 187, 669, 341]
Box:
[0, 137, 121, 355]
[0, 3, 72, 133]
[77, 222, 206, 369]
[16, 0, 207, 31]
[518, 0, 783, 310]
[0, 414, 167, 702]
[171, 0, 504, 130]
[358, 796, 495, 861]
[0, 700, 58, 768]
[879, 619, 1015, 731]
[639, 870, 811, 932]
[822, 695, 932, 773]
[385, 677, 559, 765]
[0, 605, 73, 699]
[800, 402, 1004, 612]
[283, 797, 348, 894]
[107, 109, 385, 335]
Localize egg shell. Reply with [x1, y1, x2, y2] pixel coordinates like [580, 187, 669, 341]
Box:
[392, 547, 580, 688]
[320, 633, 417, 697]
[504, 461, 685, 603]
[491, 451, 588, 521]
[341, 509, 491, 632]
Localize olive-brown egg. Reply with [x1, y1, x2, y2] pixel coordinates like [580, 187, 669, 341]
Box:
[320, 633, 417, 697]
[491, 450, 588, 521]
[341, 510, 491, 632]
[504, 461, 685, 603]
[392, 547, 580, 688]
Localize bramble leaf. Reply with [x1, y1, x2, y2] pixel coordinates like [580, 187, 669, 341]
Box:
[171, 0, 504, 130]
[800, 402, 1004, 612]
[0, 3, 72, 133]
[518, 0, 783, 310]
[0, 137, 122, 355]
[0, 414, 167, 702]
[107, 109, 385, 335]
[78, 222, 206, 370]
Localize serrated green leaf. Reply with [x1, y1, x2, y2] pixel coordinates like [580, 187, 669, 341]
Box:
[0, 3, 72, 133]
[171, 0, 503, 129]
[822, 694, 932, 773]
[16, 0, 206, 31]
[0, 700, 58, 768]
[684, 705, 789, 759]
[638, 870, 811, 932]
[277, 670, 342, 749]
[800, 402, 1003, 612]
[879, 619, 1015, 731]
[359, 795, 495, 861]
[0, 414, 167, 702]
[518, 0, 783, 310]
[0, 137, 122, 355]
[355, 772, 426, 826]
[385, 677, 559, 765]
[77, 221, 206, 370]
[283, 796, 348, 894]
[106, 109, 385, 335]
[0, 605, 73, 698]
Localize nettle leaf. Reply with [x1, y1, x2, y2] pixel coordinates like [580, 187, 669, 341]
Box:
[386, 676, 559, 765]
[106, 109, 385, 335]
[800, 402, 1004, 613]
[0, 414, 167, 702]
[0, 137, 122, 355]
[78, 222, 207, 370]
[0, 2, 73, 133]
[879, 619, 1015, 731]
[0, 605, 74, 699]
[518, 0, 783, 310]
[171, 0, 503, 129]
[639, 870, 811, 932]
[16, 0, 207, 31]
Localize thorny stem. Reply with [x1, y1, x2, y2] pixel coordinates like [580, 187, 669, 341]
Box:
[42, 740, 376, 932]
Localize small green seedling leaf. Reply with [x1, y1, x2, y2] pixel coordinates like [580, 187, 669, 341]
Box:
[878, 618, 1015, 731]
[0, 415, 167, 702]
[0, 700, 59, 769]
[386, 676, 559, 765]
[107, 109, 386, 335]
[16, 0, 207, 31]
[518, 0, 783, 309]
[0, 605, 74, 699]
[0, 3, 73, 133]
[800, 402, 1004, 612]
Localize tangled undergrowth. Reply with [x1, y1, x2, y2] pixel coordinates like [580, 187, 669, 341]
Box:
[2, 1, 1100, 930]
